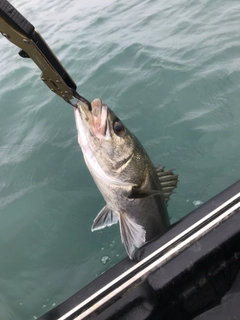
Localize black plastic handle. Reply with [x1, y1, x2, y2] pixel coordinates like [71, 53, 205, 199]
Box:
[0, 0, 77, 92]
[0, 0, 92, 105]
[0, 0, 34, 37]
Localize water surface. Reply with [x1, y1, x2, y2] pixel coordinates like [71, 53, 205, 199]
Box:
[0, 0, 240, 319]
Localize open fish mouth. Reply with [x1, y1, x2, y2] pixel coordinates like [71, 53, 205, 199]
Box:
[77, 98, 109, 138]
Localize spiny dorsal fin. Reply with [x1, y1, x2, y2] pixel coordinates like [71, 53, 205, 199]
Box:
[155, 165, 179, 204]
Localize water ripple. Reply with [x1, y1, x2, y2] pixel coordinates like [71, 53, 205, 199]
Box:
[1, 0, 240, 319]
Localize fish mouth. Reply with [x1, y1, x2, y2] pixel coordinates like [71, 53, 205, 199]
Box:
[77, 98, 108, 138]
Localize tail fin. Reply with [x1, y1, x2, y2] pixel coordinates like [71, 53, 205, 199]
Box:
[119, 213, 146, 259]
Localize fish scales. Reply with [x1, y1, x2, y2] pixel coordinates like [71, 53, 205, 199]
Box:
[74, 98, 178, 259]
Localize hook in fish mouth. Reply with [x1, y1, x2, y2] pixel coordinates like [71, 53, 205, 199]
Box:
[72, 90, 92, 111]
[66, 89, 92, 111]
[76, 98, 103, 117]
[68, 99, 92, 111]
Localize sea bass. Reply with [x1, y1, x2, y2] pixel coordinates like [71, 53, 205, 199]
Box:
[74, 98, 178, 259]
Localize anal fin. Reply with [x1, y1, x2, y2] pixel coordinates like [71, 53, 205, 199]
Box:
[91, 206, 118, 231]
[119, 213, 146, 259]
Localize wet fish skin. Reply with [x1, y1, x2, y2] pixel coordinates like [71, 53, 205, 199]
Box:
[74, 98, 177, 259]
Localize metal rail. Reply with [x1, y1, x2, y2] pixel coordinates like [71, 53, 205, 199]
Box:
[57, 192, 240, 320]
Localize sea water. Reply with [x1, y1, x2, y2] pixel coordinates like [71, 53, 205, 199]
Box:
[0, 0, 240, 318]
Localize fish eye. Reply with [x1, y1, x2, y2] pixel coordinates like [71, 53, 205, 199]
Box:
[113, 121, 125, 136]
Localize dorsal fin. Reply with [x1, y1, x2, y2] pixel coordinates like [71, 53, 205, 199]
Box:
[155, 165, 178, 204]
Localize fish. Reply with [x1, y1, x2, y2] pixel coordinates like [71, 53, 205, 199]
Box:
[74, 98, 178, 259]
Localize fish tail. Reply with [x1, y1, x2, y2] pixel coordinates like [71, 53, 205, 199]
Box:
[119, 213, 146, 259]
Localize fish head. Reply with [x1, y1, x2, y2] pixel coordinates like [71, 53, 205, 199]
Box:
[75, 98, 137, 172]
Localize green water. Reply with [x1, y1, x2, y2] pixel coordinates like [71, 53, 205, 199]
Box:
[0, 0, 240, 318]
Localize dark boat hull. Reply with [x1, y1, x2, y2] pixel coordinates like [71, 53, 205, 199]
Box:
[40, 181, 240, 320]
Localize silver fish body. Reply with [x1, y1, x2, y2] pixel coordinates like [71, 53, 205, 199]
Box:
[74, 98, 178, 259]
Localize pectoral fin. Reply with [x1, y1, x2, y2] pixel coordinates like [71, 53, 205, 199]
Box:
[91, 206, 118, 231]
[119, 213, 146, 259]
[128, 186, 163, 199]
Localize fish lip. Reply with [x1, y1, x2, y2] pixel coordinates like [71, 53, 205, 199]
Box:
[91, 98, 102, 117]
[77, 101, 91, 117]
[77, 99, 108, 138]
